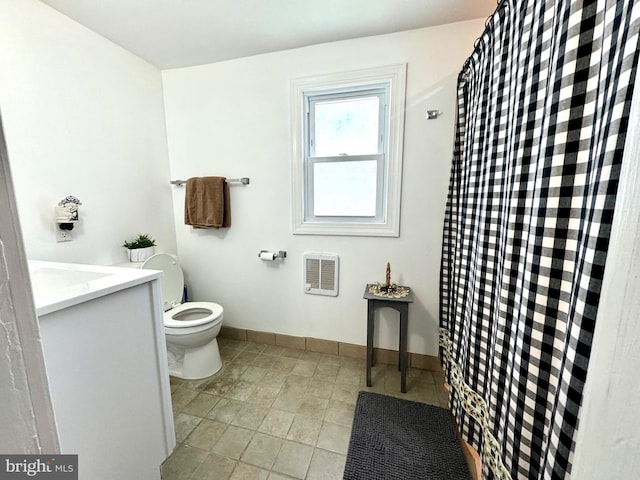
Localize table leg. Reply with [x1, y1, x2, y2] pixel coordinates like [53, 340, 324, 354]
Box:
[399, 304, 408, 393]
[366, 300, 374, 387]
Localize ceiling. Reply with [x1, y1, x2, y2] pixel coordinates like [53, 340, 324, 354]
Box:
[40, 0, 497, 69]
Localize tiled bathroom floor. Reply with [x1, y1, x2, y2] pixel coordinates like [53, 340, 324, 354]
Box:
[161, 338, 450, 480]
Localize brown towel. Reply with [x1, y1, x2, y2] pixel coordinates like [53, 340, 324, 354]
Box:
[184, 176, 231, 229]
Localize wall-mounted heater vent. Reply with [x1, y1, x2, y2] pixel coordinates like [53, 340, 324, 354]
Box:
[303, 253, 339, 296]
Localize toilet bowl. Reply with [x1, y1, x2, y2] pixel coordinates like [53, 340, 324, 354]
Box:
[142, 253, 223, 380]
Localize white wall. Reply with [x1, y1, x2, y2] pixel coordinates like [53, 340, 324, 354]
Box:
[0, 0, 176, 265]
[162, 22, 484, 355]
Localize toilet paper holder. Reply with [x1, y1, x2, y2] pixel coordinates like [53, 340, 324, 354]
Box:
[258, 250, 287, 261]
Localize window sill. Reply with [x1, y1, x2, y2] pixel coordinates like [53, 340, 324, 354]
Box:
[292, 220, 399, 237]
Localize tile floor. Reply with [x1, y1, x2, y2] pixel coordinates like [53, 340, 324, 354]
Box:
[161, 338, 450, 480]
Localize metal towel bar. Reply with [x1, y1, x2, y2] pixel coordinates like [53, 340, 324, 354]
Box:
[170, 177, 250, 186]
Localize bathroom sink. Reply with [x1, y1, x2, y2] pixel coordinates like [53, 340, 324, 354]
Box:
[28, 260, 159, 315]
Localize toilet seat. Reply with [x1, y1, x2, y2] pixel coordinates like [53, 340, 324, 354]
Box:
[142, 253, 224, 329]
[142, 253, 185, 312]
[164, 301, 223, 328]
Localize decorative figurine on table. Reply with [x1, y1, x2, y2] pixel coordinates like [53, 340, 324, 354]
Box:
[368, 262, 410, 298]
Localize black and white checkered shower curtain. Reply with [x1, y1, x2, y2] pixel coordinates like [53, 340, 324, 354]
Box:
[439, 1, 639, 479]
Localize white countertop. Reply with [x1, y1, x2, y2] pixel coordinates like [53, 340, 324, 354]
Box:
[29, 260, 161, 316]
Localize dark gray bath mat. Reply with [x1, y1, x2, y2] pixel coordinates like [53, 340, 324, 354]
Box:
[343, 391, 471, 480]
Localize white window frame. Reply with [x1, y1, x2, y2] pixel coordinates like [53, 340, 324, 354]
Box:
[291, 64, 407, 237]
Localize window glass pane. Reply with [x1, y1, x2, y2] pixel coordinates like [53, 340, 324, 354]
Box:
[314, 96, 379, 156]
[313, 160, 377, 217]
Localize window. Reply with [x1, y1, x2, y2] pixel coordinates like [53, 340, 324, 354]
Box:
[291, 64, 407, 236]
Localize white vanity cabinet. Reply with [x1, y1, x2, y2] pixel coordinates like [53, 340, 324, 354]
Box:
[31, 261, 175, 480]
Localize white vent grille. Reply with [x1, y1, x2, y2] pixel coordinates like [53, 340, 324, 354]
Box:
[303, 253, 339, 296]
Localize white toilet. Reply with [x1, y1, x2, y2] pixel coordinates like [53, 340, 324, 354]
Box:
[141, 253, 224, 380]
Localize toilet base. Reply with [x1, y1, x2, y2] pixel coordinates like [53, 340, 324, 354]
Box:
[167, 338, 222, 380]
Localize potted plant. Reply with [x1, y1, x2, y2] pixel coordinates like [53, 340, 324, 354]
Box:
[122, 233, 157, 262]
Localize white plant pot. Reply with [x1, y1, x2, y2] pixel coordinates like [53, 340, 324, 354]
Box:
[128, 246, 155, 263]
